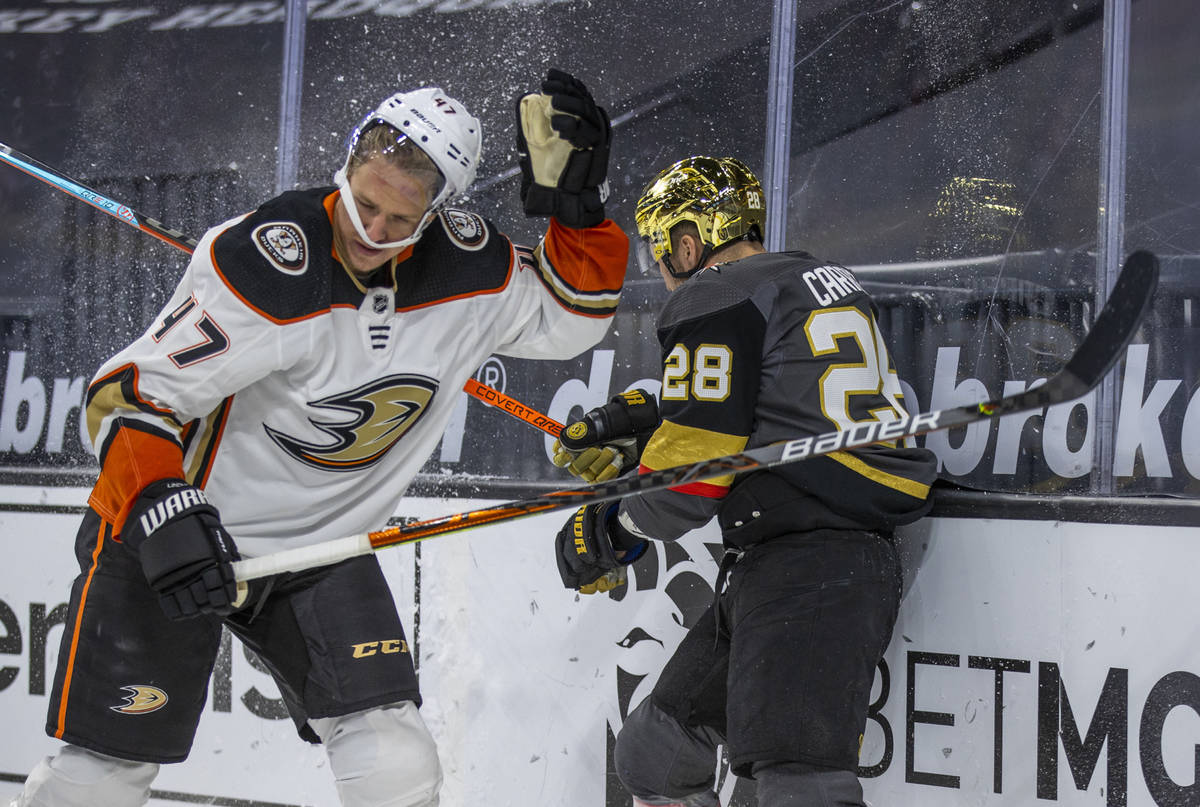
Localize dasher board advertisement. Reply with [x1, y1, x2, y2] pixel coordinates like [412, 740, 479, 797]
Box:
[0, 493, 1195, 807]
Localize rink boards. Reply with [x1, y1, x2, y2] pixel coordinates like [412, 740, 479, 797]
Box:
[0, 490, 1196, 807]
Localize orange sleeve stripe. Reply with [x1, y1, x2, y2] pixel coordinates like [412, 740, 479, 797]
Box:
[541, 218, 629, 294]
[88, 427, 185, 534]
[55, 519, 107, 738]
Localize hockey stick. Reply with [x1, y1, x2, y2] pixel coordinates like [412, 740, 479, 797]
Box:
[0, 141, 198, 253]
[461, 377, 563, 438]
[0, 139, 565, 436]
[230, 250, 1159, 582]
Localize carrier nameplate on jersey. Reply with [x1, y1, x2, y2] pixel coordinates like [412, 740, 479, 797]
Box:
[802, 263, 864, 307]
[440, 208, 488, 250]
[264, 374, 438, 472]
[252, 221, 309, 275]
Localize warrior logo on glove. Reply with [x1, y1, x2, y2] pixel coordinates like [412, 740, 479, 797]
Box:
[138, 486, 212, 537]
[123, 478, 243, 620]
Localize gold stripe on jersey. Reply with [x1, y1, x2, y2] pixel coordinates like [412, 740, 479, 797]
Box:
[828, 450, 931, 500]
[184, 397, 234, 488]
[640, 418, 749, 490]
[86, 364, 183, 447]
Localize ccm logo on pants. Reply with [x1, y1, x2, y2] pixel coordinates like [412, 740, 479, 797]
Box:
[351, 639, 410, 658]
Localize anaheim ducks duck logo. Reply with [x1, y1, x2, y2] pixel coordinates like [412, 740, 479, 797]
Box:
[110, 685, 169, 715]
[252, 221, 308, 274]
[440, 209, 488, 250]
[265, 374, 438, 471]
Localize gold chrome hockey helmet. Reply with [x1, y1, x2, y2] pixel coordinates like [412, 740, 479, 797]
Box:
[634, 156, 766, 279]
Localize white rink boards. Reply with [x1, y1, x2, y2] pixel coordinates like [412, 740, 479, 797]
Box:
[0, 489, 1196, 807]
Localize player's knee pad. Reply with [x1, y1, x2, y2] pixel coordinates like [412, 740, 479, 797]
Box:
[615, 698, 721, 807]
[15, 744, 159, 807]
[752, 761, 865, 807]
[311, 701, 442, 807]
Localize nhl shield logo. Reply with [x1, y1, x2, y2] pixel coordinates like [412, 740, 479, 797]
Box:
[253, 222, 309, 274]
[440, 209, 488, 251]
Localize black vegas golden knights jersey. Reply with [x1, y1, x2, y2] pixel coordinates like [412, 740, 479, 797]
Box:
[618, 250, 937, 547]
[84, 186, 629, 557]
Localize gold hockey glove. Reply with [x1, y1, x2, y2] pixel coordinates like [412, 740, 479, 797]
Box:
[551, 389, 660, 482]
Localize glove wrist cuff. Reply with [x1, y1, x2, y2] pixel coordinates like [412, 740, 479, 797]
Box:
[604, 505, 644, 554]
[521, 182, 558, 217]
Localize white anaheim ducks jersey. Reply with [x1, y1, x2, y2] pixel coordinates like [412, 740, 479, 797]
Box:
[85, 186, 629, 558]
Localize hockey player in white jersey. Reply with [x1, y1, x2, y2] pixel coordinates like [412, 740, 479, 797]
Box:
[13, 69, 627, 807]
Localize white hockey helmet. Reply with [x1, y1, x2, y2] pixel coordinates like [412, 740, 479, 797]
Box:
[334, 87, 483, 250]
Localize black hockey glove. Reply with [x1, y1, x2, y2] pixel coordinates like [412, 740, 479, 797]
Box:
[122, 478, 241, 620]
[515, 68, 611, 228]
[555, 503, 647, 594]
[552, 389, 660, 483]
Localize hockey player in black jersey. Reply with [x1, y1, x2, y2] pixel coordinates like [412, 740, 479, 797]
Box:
[553, 156, 937, 806]
[13, 71, 626, 807]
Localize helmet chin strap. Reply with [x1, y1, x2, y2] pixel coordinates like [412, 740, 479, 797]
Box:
[334, 166, 441, 251]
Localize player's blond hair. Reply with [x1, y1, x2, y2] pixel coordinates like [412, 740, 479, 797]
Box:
[348, 124, 445, 205]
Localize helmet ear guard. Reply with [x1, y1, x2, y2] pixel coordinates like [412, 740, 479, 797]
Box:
[634, 231, 707, 280]
[658, 240, 712, 281]
[634, 155, 766, 279]
[336, 87, 483, 250]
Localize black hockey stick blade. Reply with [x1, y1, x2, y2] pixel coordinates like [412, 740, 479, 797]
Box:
[978, 248, 1158, 418]
[1062, 249, 1158, 392]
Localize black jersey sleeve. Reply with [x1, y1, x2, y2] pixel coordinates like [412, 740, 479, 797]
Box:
[619, 288, 767, 541]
